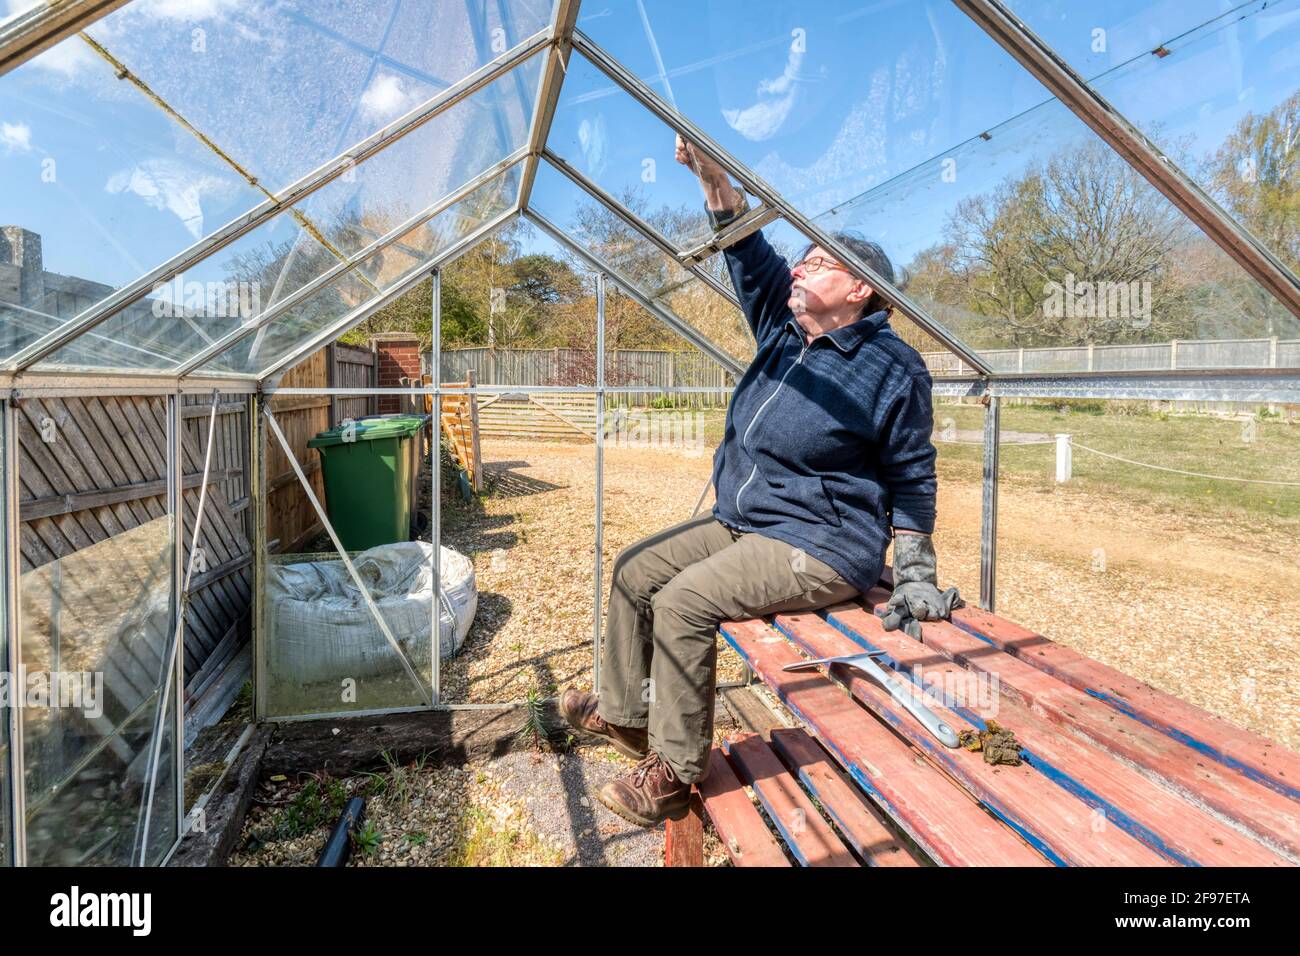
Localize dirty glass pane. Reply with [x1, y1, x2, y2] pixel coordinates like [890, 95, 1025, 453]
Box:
[26, 52, 540, 375]
[0, 35, 263, 364]
[84, 0, 555, 195]
[197, 165, 521, 378]
[15, 393, 178, 865]
[1010, 0, 1300, 277]
[575, 0, 1051, 220]
[528, 159, 754, 370]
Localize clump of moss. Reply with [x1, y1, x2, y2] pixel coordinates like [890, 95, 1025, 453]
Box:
[957, 720, 1023, 766]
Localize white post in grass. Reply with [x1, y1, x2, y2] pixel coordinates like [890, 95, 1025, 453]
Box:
[1055, 433, 1072, 483]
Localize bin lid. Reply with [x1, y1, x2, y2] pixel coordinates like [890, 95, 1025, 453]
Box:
[308, 416, 424, 448]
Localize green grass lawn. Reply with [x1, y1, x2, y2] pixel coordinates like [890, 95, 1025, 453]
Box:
[935, 400, 1300, 523]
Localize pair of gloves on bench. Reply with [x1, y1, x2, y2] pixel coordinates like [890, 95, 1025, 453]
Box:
[876, 532, 964, 639]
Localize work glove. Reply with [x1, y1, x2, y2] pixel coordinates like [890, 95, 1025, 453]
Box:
[876, 532, 964, 639]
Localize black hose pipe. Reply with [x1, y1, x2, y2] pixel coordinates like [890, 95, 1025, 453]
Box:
[316, 796, 367, 868]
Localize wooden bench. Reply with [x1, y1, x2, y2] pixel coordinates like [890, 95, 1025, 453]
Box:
[666, 577, 1300, 867]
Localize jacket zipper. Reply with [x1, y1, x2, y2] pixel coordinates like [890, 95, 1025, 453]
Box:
[734, 339, 809, 521]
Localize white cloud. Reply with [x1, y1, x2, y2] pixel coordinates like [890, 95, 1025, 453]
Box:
[23, 34, 98, 78]
[105, 158, 235, 239]
[1, 121, 32, 152]
[359, 73, 421, 123]
[721, 45, 808, 142]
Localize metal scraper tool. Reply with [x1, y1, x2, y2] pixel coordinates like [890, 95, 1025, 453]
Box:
[782, 652, 961, 748]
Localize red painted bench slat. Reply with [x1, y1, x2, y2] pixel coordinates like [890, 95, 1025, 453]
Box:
[720, 619, 1050, 867]
[694, 747, 790, 868]
[773, 611, 1172, 866]
[768, 726, 922, 867]
[828, 595, 1299, 864]
[724, 733, 859, 867]
[949, 601, 1300, 802]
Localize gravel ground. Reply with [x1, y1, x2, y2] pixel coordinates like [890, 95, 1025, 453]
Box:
[435, 435, 1298, 748]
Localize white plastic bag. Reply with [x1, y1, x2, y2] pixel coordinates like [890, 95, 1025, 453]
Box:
[268, 541, 476, 684]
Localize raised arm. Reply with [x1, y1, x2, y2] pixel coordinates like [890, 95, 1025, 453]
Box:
[676, 135, 789, 343]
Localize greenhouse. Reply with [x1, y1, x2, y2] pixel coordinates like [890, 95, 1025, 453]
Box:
[0, 0, 1297, 870]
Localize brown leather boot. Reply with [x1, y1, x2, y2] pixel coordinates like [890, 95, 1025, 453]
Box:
[597, 751, 693, 827]
[559, 688, 649, 760]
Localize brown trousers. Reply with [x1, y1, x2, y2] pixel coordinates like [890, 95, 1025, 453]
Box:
[597, 514, 858, 782]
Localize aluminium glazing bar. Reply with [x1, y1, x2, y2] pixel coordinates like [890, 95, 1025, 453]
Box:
[431, 268, 441, 704]
[254, 206, 521, 384]
[517, 0, 582, 211]
[264, 385, 736, 396]
[931, 369, 1300, 404]
[527, 210, 747, 379]
[979, 395, 999, 613]
[3, 400, 26, 865]
[540, 150, 740, 308]
[593, 272, 605, 687]
[570, 28, 994, 377]
[176, 150, 528, 377]
[953, 0, 1300, 321]
[7, 27, 551, 374]
[0, 0, 131, 77]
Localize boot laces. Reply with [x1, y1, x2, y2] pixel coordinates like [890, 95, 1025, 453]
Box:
[632, 751, 676, 788]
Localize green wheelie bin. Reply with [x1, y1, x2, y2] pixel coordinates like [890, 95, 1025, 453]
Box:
[307, 415, 426, 551]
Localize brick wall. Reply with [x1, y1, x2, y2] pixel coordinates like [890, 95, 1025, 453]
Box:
[373, 333, 422, 414]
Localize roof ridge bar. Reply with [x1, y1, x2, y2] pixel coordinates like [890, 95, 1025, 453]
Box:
[540, 149, 741, 308]
[5, 25, 551, 374]
[526, 209, 747, 379]
[569, 28, 994, 376]
[953, 0, 1300, 321]
[254, 206, 522, 385]
[517, 0, 581, 211]
[0, 0, 130, 77]
[176, 149, 528, 377]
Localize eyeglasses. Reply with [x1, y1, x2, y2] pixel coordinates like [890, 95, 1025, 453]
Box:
[794, 255, 850, 275]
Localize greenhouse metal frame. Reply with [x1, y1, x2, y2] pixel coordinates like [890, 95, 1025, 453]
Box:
[0, 0, 1297, 865]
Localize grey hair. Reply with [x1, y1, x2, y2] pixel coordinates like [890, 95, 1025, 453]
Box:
[797, 231, 902, 319]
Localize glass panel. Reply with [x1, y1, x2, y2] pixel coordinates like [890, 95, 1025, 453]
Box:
[16, 394, 178, 865]
[259, 376, 437, 718]
[440, 215, 599, 386]
[84, 0, 555, 195]
[546, 47, 737, 250]
[528, 159, 755, 369]
[576, 0, 1051, 220]
[986, 397, 1299, 751]
[28, 55, 540, 374]
[1010, 0, 1300, 277]
[0, 39, 263, 363]
[198, 164, 521, 378]
[809, 90, 1300, 373]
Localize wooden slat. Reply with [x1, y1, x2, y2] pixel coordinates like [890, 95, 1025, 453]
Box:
[720, 619, 1049, 866]
[820, 599, 1295, 865]
[768, 727, 922, 867]
[21, 467, 243, 520]
[774, 611, 1172, 866]
[695, 747, 789, 868]
[664, 793, 705, 867]
[724, 733, 858, 867]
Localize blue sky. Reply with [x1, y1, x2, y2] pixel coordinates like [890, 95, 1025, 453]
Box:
[3, 0, 1299, 347]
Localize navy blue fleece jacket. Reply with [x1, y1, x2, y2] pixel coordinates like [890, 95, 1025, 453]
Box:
[710, 229, 938, 595]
